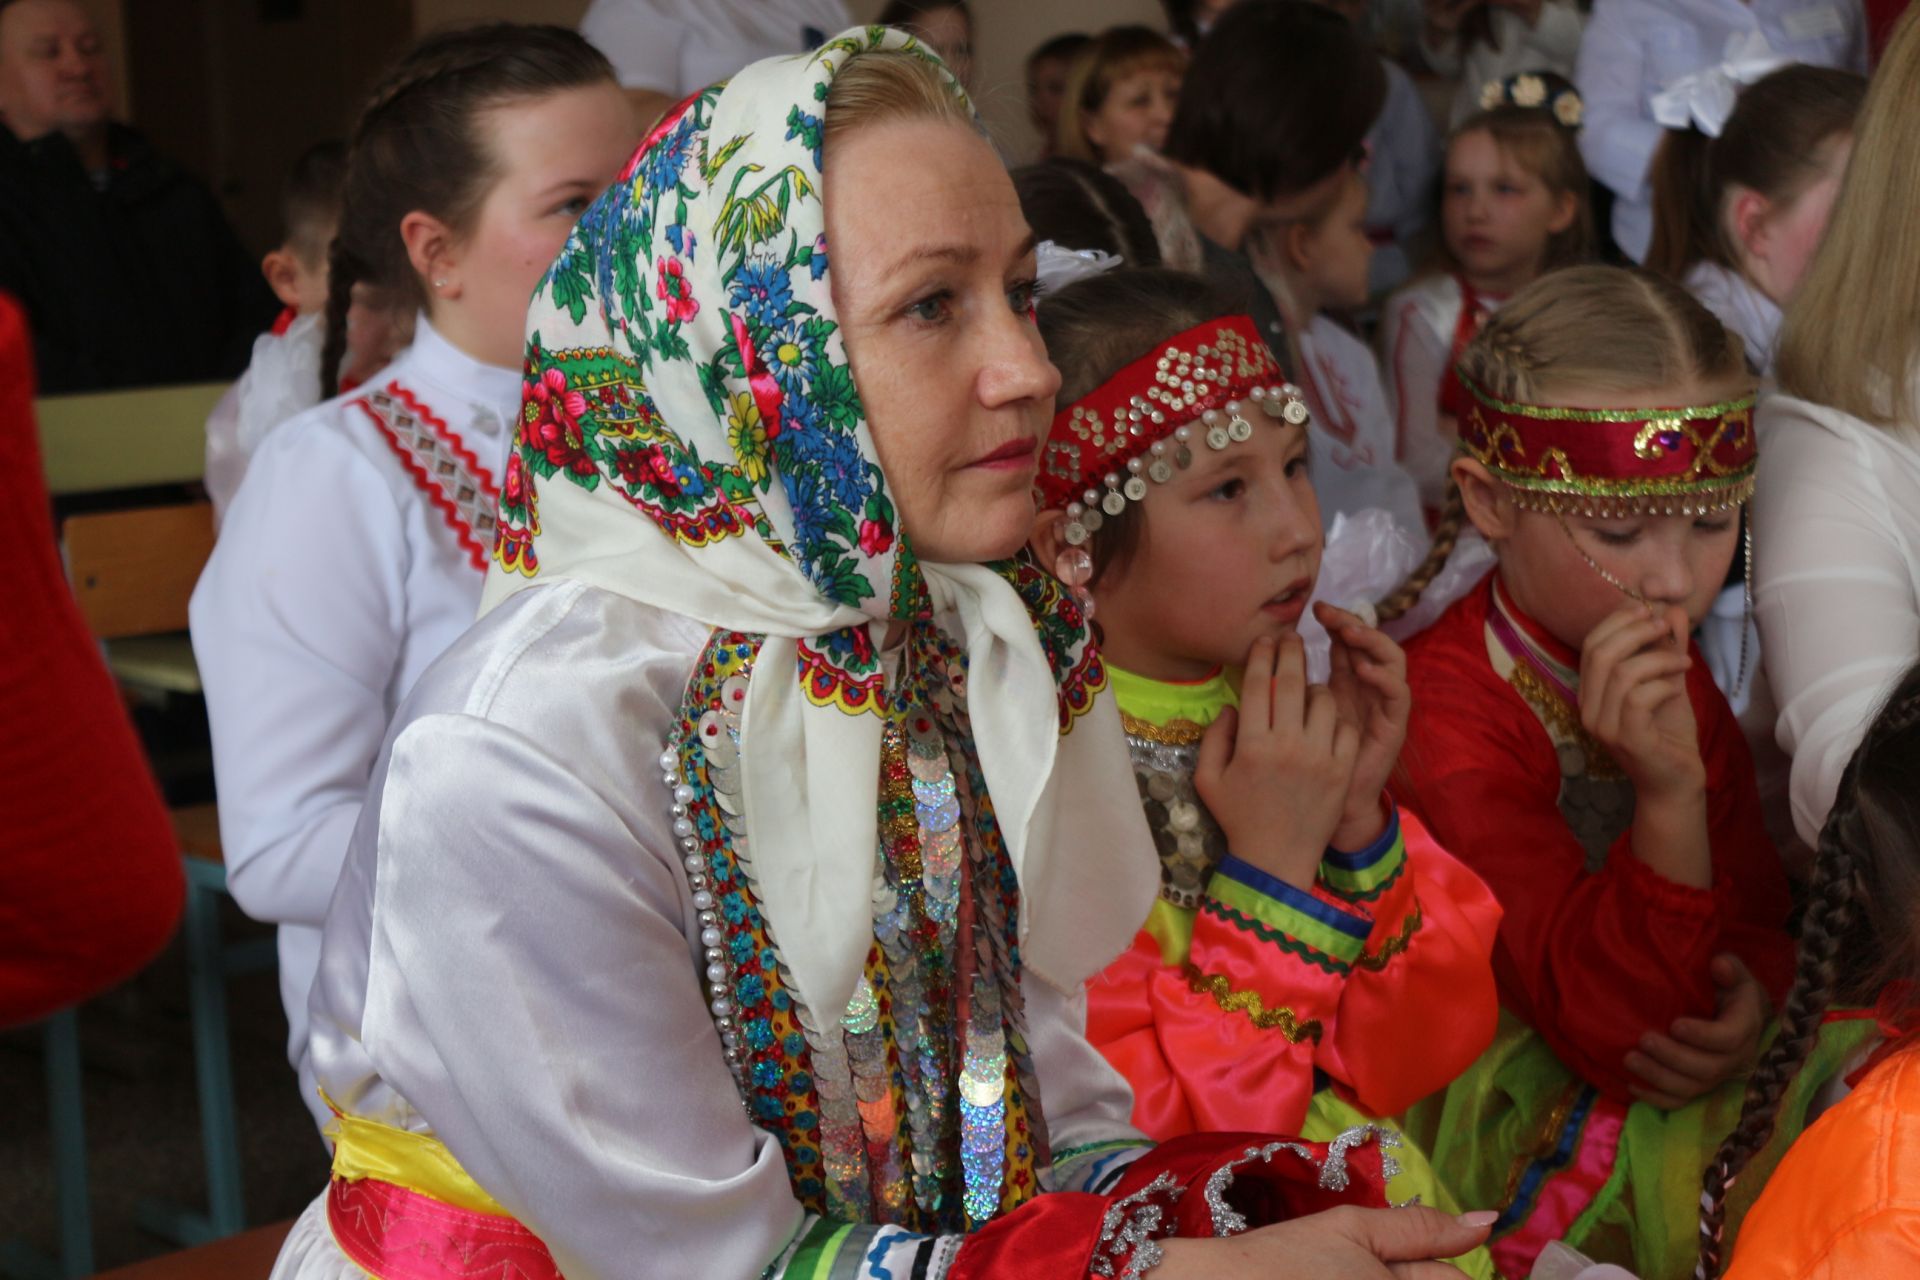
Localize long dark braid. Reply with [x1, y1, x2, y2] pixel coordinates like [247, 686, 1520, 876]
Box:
[1695, 685, 1920, 1277]
[317, 23, 615, 398]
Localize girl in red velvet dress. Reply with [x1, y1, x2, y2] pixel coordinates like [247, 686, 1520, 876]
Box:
[1377, 264, 1873, 1279]
[1028, 267, 1504, 1272]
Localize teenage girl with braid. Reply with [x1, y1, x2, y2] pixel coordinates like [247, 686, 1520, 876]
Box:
[189, 24, 632, 1132]
[1026, 268, 1504, 1274]
[1377, 264, 1876, 1279]
[1699, 664, 1920, 1280]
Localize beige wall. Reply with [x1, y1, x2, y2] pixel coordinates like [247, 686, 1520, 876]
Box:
[410, 0, 1165, 160]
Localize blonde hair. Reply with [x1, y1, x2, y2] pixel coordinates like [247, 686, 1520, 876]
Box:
[1376, 266, 1749, 621]
[1054, 25, 1185, 164]
[823, 48, 974, 147]
[1776, 8, 1920, 429]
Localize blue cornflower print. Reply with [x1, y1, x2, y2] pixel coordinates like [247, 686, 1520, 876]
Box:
[731, 258, 795, 329]
[642, 117, 695, 194]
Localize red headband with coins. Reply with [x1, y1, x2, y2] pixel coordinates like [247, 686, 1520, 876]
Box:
[1035, 316, 1308, 545]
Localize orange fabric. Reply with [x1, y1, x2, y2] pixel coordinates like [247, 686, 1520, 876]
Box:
[1396, 574, 1795, 1103]
[1727, 1046, 1920, 1280]
[1087, 807, 1502, 1140]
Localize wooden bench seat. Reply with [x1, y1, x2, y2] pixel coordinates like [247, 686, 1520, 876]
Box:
[89, 1219, 292, 1280]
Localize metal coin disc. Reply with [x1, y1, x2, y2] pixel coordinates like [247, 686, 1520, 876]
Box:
[1227, 416, 1254, 443]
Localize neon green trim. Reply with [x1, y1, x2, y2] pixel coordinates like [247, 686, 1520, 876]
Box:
[1207, 876, 1367, 964]
[1320, 831, 1406, 900]
[1109, 664, 1237, 730]
[783, 1220, 851, 1279]
[1143, 896, 1197, 966]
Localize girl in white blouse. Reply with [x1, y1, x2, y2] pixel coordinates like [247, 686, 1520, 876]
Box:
[1755, 12, 1920, 850]
[188, 24, 633, 1133]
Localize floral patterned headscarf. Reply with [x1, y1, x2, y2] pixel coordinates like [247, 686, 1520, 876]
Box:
[481, 28, 1155, 1025]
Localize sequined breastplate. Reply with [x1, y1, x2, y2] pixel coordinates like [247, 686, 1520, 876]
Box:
[1485, 599, 1635, 869]
[661, 631, 1045, 1234]
[1122, 713, 1229, 910]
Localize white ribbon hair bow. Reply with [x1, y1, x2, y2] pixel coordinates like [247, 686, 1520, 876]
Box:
[1649, 30, 1790, 138]
[1035, 240, 1123, 299]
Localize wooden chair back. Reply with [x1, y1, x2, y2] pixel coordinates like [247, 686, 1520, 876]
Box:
[63, 502, 215, 641]
[37, 382, 227, 497]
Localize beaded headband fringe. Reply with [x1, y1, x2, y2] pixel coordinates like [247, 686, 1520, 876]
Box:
[1455, 370, 1757, 518]
[1036, 315, 1309, 546]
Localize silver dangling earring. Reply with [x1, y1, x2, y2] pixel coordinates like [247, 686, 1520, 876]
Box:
[1053, 545, 1095, 621]
[1734, 511, 1756, 700]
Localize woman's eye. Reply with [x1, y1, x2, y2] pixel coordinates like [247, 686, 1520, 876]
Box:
[1593, 529, 1640, 548]
[1695, 518, 1734, 535]
[556, 196, 592, 218]
[906, 290, 952, 324]
[1285, 454, 1310, 479]
[1209, 478, 1246, 501]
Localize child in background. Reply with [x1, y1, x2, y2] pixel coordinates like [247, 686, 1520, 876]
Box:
[1645, 64, 1865, 378]
[1385, 77, 1591, 513]
[1012, 156, 1164, 268]
[1023, 31, 1089, 159]
[1028, 267, 1504, 1264]
[1379, 266, 1872, 1279]
[1053, 25, 1184, 167]
[203, 142, 405, 525]
[189, 25, 633, 1135]
[1250, 168, 1426, 539]
[1700, 664, 1920, 1280]
[1419, 0, 1587, 129]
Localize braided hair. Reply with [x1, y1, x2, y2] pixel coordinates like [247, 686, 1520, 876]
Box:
[1375, 265, 1748, 623]
[319, 24, 614, 398]
[1695, 669, 1920, 1278]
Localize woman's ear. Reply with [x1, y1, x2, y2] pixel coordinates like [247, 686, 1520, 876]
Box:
[1451, 456, 1516, 543]
[1029, 506, 1070, 574]
[1284, 220, 1316, 277]
[260, 248, 304, 311]
[400, 210, 459, 301]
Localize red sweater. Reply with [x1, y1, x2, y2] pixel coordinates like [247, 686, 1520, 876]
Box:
[1396, 574, 1794, 1102]
[0, 292, 182, 1028]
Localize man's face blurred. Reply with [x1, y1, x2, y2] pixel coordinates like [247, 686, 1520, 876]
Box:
[0, 0, 111, 142]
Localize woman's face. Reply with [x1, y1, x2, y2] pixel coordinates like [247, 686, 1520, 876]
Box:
[1441, 128, 1574, 295]
[442, 83, 635, 367]
[824, 117, 1058, 565]
[1084, 66, 1181, 163]
[1739, 133, 1852, 306]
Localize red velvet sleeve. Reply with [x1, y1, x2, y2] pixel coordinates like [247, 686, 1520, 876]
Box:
[0, 294, 183, 1028]
[1087, 802, 1503, 1138]
[1396, 641, 1785, 1103]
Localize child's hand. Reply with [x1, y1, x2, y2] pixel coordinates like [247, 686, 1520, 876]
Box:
[1316, 602, 1409, 851]
[1579, 602, 1705, 798]
[1624, 955, 1770, 1109]
[1195, 634, 1359, 892]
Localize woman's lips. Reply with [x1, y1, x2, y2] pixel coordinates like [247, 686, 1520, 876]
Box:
[967, 437, 1038, 470]
[1261, 577, 1312, 623]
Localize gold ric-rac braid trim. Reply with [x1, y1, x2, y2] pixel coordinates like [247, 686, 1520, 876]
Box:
[1184, 965, 1324, 1043]
[1506, 661, 1625, 782]
[1353, 900, 1424, 972]
[1121, 709, 1208, 746]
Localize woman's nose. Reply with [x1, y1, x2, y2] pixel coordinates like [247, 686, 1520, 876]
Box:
[977, 311, 1060, 410]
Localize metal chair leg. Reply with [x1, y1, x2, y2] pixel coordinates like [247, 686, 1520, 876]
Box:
[0, 1009, 94, 1280]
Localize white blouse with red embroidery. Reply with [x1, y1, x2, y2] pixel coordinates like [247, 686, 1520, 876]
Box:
[189, 314, 520, 1133]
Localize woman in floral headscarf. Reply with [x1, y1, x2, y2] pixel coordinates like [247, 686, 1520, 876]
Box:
[268, 28, 1496, 1280]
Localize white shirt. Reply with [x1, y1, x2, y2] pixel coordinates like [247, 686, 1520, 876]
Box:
[1383, 273, 1505, 511]
[1365, 58, 1441, 299]
[189, 316, 519, 1133]
[1420, 2, 1587, 128]
[1686, 260, 1783, 377]
[578, 0, 851, 97]
[272, 581, 1144, 1278]
[1754, 385, 1920, 848]
[203, 314, 325, 529]
[1575, 0, 1865, 262]
[1298, 313, 1427, 542]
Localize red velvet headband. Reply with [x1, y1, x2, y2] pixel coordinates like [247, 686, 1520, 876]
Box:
[1036, 316, 1306, 532]
[1456, 370, 1757, 516]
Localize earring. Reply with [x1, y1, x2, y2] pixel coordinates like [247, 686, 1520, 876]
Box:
[1053, 545, 1095, 621]
[433, 278, 448, 290]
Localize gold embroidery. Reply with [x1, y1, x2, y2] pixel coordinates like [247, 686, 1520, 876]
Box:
[1120, 710, 1207, 746]
[1185, 966, 1324, 1043]
[1353, 900, 1423, 972]
[1506, 662, 1624, 782]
